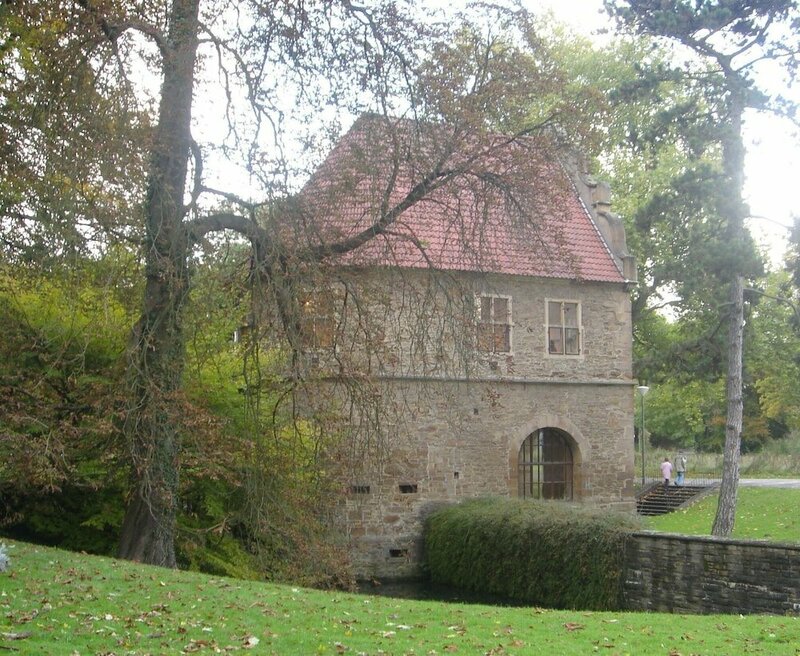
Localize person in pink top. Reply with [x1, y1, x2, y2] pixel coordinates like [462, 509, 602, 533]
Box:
[660, 457, 673, 489]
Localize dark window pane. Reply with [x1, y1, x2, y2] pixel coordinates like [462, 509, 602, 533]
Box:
[494, 324, 510, 352]
[548, 327, 563, 354]
[477, 324, 494, 351]
[548, 301, 561, 323]
[480, 296, 492, 322]
[565, 328, 580, 355]
[493, 297, 508, 323]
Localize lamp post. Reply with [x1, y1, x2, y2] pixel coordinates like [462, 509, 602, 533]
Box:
[637, 385, 650, 487]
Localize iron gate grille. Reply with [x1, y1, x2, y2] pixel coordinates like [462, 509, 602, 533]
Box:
[518, 428, 573, 500]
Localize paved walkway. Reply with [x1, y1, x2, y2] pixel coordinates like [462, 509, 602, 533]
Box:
[739, 478, 800, 488]
[648, 478, 800, 489]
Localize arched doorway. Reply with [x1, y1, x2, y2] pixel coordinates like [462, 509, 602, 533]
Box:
[518, 428, 574, 500]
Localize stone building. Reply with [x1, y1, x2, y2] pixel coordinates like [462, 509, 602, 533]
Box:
[295, 115, 638, 579]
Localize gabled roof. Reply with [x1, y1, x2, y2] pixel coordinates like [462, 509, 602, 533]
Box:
[297, 115, 625, 284]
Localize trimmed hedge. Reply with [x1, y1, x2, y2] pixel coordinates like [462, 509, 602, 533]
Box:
[423, 497, 641, 610]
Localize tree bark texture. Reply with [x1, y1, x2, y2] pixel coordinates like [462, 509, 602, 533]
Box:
[713, 274, 744, 535]
[117, 0, 200, 566]
[712, 86, 746, 537]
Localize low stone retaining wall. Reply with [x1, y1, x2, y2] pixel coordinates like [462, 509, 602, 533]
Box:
[624, 531, 800, 615]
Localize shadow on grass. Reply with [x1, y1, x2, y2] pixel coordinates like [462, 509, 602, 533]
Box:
[356, 579, 528, 607]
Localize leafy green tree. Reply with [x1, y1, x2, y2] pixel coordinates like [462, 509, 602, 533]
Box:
[0, 250, 353, 583]
[0, 263, 132, 552]
[640, 379, 725, 449]
[528, 19, 752, 383]
[605, 0, 800, 535]
[749, 270, 800, 431]
[180, 245, 354, 585]
[526, 20, 770, 458]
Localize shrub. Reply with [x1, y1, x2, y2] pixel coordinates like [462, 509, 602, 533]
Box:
[0, 266, 353, 588]
[423, 497, 641, 610]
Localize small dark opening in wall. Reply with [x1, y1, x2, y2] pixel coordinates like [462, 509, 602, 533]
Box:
[389, 548, 409, 558]
[453, 471, 460, 479]
[349, 485, 370, 494]
[399, 484, 418, 494]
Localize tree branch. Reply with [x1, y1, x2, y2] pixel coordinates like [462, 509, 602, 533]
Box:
[298, 114, 556, 263]
[186, 138, 204, 213]
[74, 0, 170, 59]
[744, 286, 800, 323]
[298, 165, 452, 261]
[185, 211, 269, 246]
[199, 187, 270, 212]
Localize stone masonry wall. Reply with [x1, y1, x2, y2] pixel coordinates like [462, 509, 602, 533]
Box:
[332, 271, 636, 580]
[624, 532, 800, 615]
[341, 378, 636, 578]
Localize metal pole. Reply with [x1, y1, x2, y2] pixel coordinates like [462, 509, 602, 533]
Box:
[640, 393, 645, 486]
[637, 386, 649, 487]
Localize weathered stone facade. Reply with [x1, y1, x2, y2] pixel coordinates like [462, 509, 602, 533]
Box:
[300, 115, 638, 580]
[336, 272, 636, 579]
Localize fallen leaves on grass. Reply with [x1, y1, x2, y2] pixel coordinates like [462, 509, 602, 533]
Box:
[183, 638, 216, 652]
[242, 635, 259, 648]
[563, 622, 584, 632]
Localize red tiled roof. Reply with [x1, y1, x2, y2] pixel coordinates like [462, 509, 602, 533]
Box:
[298, 116, 624, 284]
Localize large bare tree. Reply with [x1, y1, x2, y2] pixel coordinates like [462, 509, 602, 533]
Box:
[1, 1, 590, 565]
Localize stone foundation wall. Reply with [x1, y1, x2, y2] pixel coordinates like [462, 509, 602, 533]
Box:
[624, 532, 800, 615]
[341, 377, 636, 580]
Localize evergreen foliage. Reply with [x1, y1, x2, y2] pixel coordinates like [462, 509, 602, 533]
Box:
[423, 498, 641, 611]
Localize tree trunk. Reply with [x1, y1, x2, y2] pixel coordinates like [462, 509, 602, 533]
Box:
[712, 273, 744, 535]
[118, 0, 200, 566]
[711, 85, 747, 537]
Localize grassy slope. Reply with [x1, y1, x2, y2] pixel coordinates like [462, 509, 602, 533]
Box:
[1, 540, 799, 655]
[646, 487, 800, 543]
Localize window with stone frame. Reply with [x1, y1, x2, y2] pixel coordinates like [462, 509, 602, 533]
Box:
[299, 290, 336, 350]
[477, 294, 512, 353]
[547, 299, 581, 356]
[518, 428, 574, 500]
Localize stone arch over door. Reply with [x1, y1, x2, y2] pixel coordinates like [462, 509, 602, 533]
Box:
[509, 414, 589, 501]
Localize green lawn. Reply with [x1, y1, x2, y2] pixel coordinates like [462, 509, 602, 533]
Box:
[646, 487, 800, 543]
[1, 539, 800, 655]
